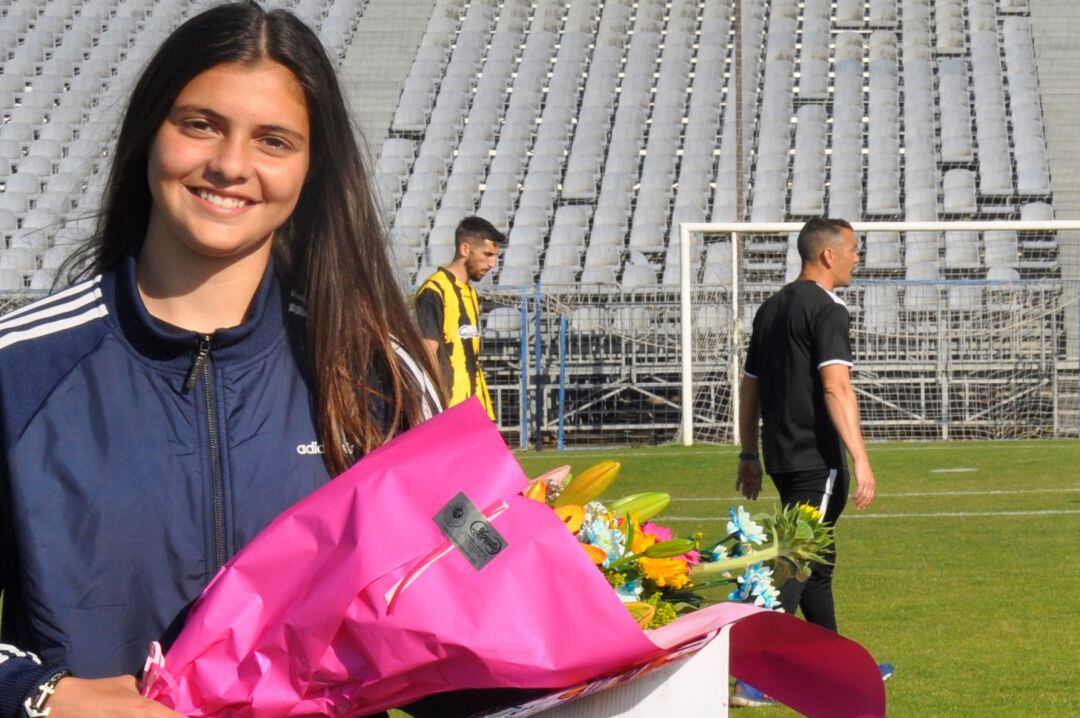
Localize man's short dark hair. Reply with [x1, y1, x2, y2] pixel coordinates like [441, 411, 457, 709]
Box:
[455, 216, 507, 249]
[797, 217, 854, 263]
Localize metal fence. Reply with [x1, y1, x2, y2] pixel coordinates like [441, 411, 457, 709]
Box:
[482, 285, 722, 449]
[3, 280, 1078, 448]
[479, 279, 1080, 448]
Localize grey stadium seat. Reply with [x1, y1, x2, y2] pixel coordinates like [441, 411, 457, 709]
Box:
[944, 231, 981, 270]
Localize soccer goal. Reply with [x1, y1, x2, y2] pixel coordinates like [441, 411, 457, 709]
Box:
[677, 220, 1080, 445]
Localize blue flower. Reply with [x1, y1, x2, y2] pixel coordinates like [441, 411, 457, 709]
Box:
[580, 517, 624, 567]
[738, 563, 781, 610]
[728, 565, 756, 601]
[753, 581, 782, 610]
[616, 578, 644, 603]
[727, 506, 767, 546]
[729, 562, 779, 608]
[709, 544, 729, 562]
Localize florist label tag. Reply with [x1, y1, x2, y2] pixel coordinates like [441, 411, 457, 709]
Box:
[434, 492, 507, 571]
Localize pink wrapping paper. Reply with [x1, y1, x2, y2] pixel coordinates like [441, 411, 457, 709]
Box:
[142, 399, 884, 717]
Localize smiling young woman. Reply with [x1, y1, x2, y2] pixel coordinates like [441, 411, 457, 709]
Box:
[0, 4, 441, 717]
[141, 60, 313, 331]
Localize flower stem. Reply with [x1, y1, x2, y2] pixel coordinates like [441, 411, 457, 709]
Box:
[689, 577, 738, 589]
[690, 542, 780, 579]
[611, 551, 645, 570]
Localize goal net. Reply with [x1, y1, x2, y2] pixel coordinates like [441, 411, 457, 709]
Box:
[679, 221, 1080, 444]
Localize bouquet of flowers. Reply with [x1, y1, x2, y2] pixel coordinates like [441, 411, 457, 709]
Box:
[523, 462, 835, 629]
[141, 400, 883, 718]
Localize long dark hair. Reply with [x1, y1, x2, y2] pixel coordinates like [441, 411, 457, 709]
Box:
[63, 2, 440, 474]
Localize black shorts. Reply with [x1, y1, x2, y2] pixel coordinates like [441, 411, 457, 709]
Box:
[770, 465, 849, 525]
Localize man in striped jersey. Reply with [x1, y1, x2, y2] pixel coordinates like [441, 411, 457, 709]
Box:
[415, 216, 505, 421]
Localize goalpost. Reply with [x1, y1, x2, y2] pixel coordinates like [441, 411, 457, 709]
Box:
[678, 220, 1080, 446]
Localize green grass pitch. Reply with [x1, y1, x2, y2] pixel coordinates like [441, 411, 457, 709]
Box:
[492, 439, 1080, 717]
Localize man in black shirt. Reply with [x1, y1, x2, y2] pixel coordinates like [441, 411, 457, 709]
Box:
[731, 218, 887, 707]
[736, 217, 877, 631]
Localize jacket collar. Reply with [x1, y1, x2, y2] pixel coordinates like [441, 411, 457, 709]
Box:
[103, 251, 292, 369]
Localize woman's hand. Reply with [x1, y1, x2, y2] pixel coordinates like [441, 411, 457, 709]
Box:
[48, 675, 185, 718]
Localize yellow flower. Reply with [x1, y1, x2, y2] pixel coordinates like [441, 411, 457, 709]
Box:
[624, 519, 692, 588]
[797, 503, 823, 522]
[629, 525, 656, 554]
[639, 556, 691, 589]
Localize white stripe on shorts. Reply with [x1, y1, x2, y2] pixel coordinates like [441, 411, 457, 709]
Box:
[819, 468, 837, 516]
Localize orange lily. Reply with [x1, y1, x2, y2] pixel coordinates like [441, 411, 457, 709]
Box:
[523, 480, 547, 502]
[625, 601, 656, 629]
[582, 544, 607, 565]
[554, 504, 585, 534]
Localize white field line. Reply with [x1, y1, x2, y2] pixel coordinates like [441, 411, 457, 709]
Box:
[664, 509, 1080, 521]
[516, 443, 1080, 458]
[670, 487, 1080, 501]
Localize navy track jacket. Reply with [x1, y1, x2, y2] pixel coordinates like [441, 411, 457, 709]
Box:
[0, 255, 436, 716]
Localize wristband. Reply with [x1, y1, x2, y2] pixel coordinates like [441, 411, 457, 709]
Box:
[738, 451, 758, 461]
[23, 669, 70, 718]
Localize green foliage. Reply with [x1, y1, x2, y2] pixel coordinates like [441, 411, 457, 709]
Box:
[756, 503, 836, 581]
[607, 492, 671, 522]
[641, 538, 697, 559]
[643, 593, 677, 630]
[605, 571, 628, 589]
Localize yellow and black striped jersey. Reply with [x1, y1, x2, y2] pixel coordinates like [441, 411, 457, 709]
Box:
[415, 268, 495, 420]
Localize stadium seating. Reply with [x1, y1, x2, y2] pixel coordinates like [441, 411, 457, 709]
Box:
[0, 0, 1065, 299]
[370, 0, 1063, 296]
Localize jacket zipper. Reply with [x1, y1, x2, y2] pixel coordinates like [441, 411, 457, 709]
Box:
[184, 335, 212, 392]
[185, 333, 227, 572]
